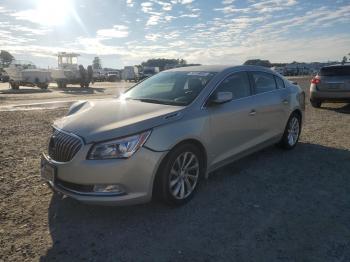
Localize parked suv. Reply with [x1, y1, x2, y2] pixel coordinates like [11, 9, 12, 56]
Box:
[41, 65, 305, 206]
[310, 64, 350, 108]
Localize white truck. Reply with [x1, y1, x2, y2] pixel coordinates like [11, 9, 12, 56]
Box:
[50, 52, 93, 88]
[122, 66, 139, 82]
[4, 60, 51, 89]
[142, 66, 160, 79]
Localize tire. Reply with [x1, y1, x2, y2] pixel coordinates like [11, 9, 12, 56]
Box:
[38, 83, 48, 89]
[10, 81, 19, 90]
[154, 144, 204, 206]
[278, 113, 301, 150]
[310, 99, 322, 108]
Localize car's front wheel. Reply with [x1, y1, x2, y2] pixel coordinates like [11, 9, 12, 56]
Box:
[279, 113, 301, 149]
[155, 144, 204, 205]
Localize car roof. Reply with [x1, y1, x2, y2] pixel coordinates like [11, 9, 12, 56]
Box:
[322, 64, 350, 69]
[166, 65, 275, 73]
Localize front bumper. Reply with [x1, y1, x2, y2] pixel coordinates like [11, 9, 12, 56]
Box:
[41, 146, 166, 206]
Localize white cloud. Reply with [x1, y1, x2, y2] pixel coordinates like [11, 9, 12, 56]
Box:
[168, 40, 187, 47]
[164, 15, 176, 21]
[11, 9, 42, 24]
[96, 25, 129, 38]
[170, 0, 194, 4]
[179, 13, 199, 18]
[163, 31, 180, 39]
[141, 2, 154, 13]
[146, 15, 161, 25]
[179, 0, 194, 4]
[126, 0, 134, 7]
[250, 0, 297, 13]
[222, 0, 235, 4]
[0, 6, 11, 14]
[145, 33, 162, 41]
[214, 6, 249, 14]
[21, 25, 51, 34]
[1, 0, 349, 68]
[151, 0, 173, 11]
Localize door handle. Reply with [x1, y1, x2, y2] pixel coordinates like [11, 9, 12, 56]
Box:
[282, 99, 289, 104]
[249, 110, 256, 116]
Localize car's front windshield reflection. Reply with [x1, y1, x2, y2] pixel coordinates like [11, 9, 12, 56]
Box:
[124, 71, 216, 106]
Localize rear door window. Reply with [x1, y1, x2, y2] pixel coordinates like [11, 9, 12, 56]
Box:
[274, 76, 285, 89]
[251, 72, 277, 94]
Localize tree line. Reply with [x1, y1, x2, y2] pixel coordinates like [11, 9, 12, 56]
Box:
[2, 49, 349, 71]
[0, 50, 14, 68]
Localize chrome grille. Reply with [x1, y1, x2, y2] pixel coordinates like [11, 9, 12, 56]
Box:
[48, 128, 83, 162]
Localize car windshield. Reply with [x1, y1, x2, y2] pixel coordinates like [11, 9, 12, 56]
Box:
[320, 66, 350, 76]
[123, 71, 216, 106]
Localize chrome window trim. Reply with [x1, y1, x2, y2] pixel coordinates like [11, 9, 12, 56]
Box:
[201, 70, 285, 109]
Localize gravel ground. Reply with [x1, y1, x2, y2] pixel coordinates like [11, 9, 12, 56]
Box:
[1, 77, 350, 261]
[0, 82, 132, 106]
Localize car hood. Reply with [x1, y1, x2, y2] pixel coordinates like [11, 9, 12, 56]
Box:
[54, 99, 184, 143]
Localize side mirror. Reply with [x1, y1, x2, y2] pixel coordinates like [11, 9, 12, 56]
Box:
[209, 91, 233, 105]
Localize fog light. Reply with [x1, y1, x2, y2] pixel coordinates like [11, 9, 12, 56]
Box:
[93, 184, 124, 194]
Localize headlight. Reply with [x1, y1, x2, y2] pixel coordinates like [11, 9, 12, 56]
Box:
[88, 130, 151, 160]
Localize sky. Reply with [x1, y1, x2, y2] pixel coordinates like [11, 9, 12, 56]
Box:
[0, 0, 349, 69]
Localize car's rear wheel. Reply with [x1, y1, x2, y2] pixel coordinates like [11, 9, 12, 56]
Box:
[310, 99, 322, 108]
[38, 83, 48, 89]
[279, 113, 301, 149]
[10, 81, 19, 90]
[155, 144, 204, 205]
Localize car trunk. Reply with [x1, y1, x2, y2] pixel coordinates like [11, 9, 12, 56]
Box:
[318, 66, 350, 92]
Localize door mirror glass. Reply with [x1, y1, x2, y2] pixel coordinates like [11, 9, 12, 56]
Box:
[210, 91, 233, 104]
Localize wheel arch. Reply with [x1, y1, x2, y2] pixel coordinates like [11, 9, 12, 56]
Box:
[291, 108, 303, 129]
[151, 138, 208, 199]
[292, 108, 302, 121]
[171, 139, 208, 172]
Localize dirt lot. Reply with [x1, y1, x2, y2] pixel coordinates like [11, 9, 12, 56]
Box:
[1, 77, 350, 261]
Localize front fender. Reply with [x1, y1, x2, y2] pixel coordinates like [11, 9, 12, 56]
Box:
[144, 116, 210, 153]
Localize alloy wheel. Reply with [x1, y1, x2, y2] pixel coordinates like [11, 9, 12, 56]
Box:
[287, 116, 300, 146]
[169, 151, 199, 200]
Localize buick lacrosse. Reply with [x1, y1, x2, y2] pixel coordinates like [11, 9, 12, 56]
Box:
[41, 65, 305, 206]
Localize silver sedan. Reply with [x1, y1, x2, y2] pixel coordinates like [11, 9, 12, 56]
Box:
[41, 65, 305, 206]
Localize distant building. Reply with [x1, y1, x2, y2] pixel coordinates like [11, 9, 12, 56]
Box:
[271, 66, 285, 75]
[284, 63, 309, 76]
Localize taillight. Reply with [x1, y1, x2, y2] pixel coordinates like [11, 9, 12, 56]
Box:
[311, 77, 320, 85]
